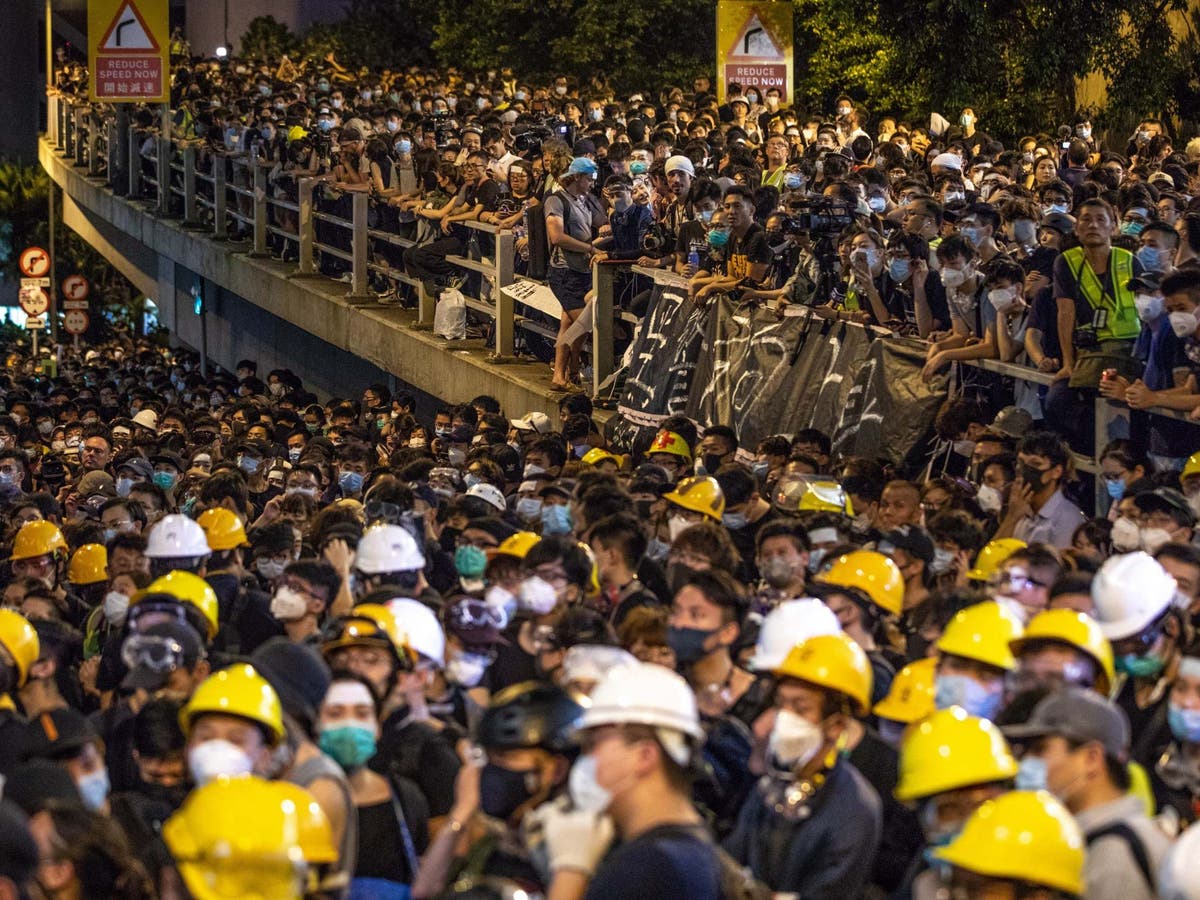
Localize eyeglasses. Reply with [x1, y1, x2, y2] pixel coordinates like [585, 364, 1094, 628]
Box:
[991, 568, 1046, 592]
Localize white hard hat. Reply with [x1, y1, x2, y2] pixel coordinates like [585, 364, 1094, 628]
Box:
[581, 661, 704, 751]
[1160, 820, 1200, 900]
[749, 598, 841, 671]
[1091, 551, 1177, 640]
[384, 597, 445, 666]
[355, 524, 425, 574]
[145, 514, 210, 558]
[465, 483, 506, 513]
[132, 409, 159, 429]
[562, 645, 637, 687]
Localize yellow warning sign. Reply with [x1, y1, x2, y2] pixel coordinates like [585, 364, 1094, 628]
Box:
[716, 1, 794, 104]
[89, 0, 169, 103]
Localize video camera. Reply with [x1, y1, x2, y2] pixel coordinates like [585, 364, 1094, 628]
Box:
[781, 196, 855, 235]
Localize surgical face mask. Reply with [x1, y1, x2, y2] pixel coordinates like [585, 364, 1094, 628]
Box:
[319, 723, 377, 770]
[317, 118, 334, 132]
[784, 172, 804, 190]
[518, 576, 559, 615]
[1110, 515, 1142, 552]
[960, 226, 980, 247]
[867, 195, 887, 213]
[751, 460, 770, 479]
[238, 455, 260, 475]
[1136, 246, 1169, 273]
[569, 754, 613, 813]
[1170, 310, 1199, 338]
[760, 556, 795, 589]
[447, 447, 467, 467]
[722, 511, 747, 530]
[1135, 293, 1164, 322]
[646, 537, 671, 562]
[1140, 526, 1173, 554]
[523, 463, 546, 478]
[930, 547, 955, 575]
[152, 471, 177, 491]
[113, 476, 135, 497]
[1168, 703, 1200, 744]
[589, 108, 603, 122]
[287, 447, 303, 464]
[887, 258, 911, 282]
[939, 265, 971, 289]
[339, 470, 364, 494]
[257, 558, 287, 582]
[455, 544, 488, 579]
[708, 228, 730, 249]
[188, 739, 254, 786]
[269, 585, 308, 621]
[1012, 220, 1037, 246]
[1116, 651, 1166, 679]
[445, 650, 491, 688]
[667, 514, 692, 542]
[1043, 203, 1068, 216]
[768, 709, 825, 769]
[807, 547, 828, 574]
[1105, 476, 1126, 502]
[667, 624, 718, 666]
[934, 673, 1003, 720]
[104, 591, 130, 627]
[944, 190, 965, 203]
[38, 420, 54, 436]
[397, 138, 412, 154]
[976, 484, 1003, 514]
[516, 497, 543, 520]
[77, 769, 111, 811]
[1120, 220, 1146, 237]
[541, 504, 573, 535]
[1015, 755, 1048, 791]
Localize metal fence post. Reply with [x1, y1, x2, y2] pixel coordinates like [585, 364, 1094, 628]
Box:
[47, 94, 57, 145]
[127, 128, 142, 197]
[59, 100, 69, 153]
[182, 145, 198, 225]
[493, 230, 515, 358]
[1093, 396, 1130, 511]
[86, 114, 100, 175]
[348, 191, 370, 300]
[417, 282, 434, 326]
[591, 262, 616, 397]
[212, 158, 228, 240]
[74, 107, 87, 166]
[251, 163, 268, 256]
[297, 178, 315, 275]
[106, 118, 118, 184]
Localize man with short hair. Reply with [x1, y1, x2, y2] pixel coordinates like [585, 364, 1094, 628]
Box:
[692, 186, 772, 303]
[997, 431, 1086, 548]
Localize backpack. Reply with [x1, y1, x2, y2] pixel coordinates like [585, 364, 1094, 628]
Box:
[1085, 822, 1154, 892]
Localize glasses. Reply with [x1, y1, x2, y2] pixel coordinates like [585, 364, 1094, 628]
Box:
[991, 568, 1046, 592]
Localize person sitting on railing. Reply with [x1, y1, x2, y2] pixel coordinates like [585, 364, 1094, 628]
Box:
[923, 233, 990, 352]
[923, 258, 1027, 382]
[689, 185, 772, 307]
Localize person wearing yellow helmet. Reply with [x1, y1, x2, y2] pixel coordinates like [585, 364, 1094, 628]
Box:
[987, 543, 1064, 625]
[9, 519, 70, 603]
[726, 634, 882, 897]
[0, 607, 38, 766]
[934, 600, 1024, 720]
[179, 663, 284, 786]
[1010, 609, 1115, 695]
[647, 429, 694, 481]
[662, 475, 725, 545]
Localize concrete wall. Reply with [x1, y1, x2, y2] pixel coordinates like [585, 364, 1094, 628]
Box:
[41, 137, 565, 419]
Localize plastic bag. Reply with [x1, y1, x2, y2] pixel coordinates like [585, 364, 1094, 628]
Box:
[434, 288, 467, 340]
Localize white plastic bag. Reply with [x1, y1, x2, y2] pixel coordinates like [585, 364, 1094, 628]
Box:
[434, 288, 467, 340]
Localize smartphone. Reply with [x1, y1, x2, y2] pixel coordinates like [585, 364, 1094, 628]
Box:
[1061, 141, 1070, 150]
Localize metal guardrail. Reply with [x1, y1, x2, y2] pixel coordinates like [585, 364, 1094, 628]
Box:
[44, 90, 1197, 515]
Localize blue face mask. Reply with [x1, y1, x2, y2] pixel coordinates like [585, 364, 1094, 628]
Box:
[667, 625, 718, 666]
[722, 512, 747, 530]
[1015, 755, 1048, 791]
[1120, 221, 1146, 236]
[784, 173, 803, 190]
[1105, 477, 1126, 501]
[319, 724, 377, 770]
[1116, 652, 1165, 679]
[751, 460, 770, 479]
[339, 470, 364, 494]
[1136, 245, 1167, 272]
[888, 258, 911, 282]
[288, 447, 302, 463]
[1169, 703, 1200, 743]
[934, 674, 1003, 720]
[397, 139, 412, 154]
[630, 160, 649, 175]
[708, 228, 730, 249]
[960, 226, 980, 247]
[152, 471, 176, 491]
[700, 209, 714, 224]
[541, 504, 573, 535]
[76, 769, 110, 811]
[455, 544, 488, 579]
[317, 119, 334, 132]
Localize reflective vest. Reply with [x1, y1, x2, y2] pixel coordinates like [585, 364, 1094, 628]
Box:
[1062, 246, 1139, 341]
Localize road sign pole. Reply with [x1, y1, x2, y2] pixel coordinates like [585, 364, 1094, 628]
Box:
[48, 184, 58, 343]
[31, 328, 38, 362]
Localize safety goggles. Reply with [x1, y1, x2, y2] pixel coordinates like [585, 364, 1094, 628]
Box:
[121, 634, 186, 673]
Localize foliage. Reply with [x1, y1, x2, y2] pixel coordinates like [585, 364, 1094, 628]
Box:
[238, 16, 298, 61]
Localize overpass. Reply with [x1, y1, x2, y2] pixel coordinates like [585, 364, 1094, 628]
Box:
[39, 95, 590, 418]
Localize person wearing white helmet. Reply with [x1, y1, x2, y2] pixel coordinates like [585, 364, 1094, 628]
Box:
[538, 661, 723, 899]
[1092, 551, 1185, 767]
[355, 524, 428, 600]
[143, 513, 211, 578]
[1159, 818, 1200, 900]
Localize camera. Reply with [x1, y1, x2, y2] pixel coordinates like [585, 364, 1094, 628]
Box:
[642, 223, 671, 252]
[781, 197, 855, 235]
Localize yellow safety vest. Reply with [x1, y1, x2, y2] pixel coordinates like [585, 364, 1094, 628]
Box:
[1062, 246, 1139, 341]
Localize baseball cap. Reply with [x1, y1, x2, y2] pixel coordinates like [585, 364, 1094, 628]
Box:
[1127, 272, 1162, 294]
[664, 155, 695, 177]
[573, 138, 597, 157]
[877, 525, 935, 565]
[991, 405, 1034, 439]
[20, 709, 99, 762]
[566, 157, 599, 177]
[1040, 212, 1076, 235]
[1003, 686, 1130, 760]
[150, 450, 185, 472]
[510, 412, 553, 434]
[116, 457, 154, 481]
[76, 470, 116, 499]
[120, 620, 204, 692]
[1135, 486, 1196, 526]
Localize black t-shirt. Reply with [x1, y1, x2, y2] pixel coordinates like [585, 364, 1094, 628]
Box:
[586, 824, 723, 900]
[1052, 248, 1143, 337]
[481, 620, 539, 695]
[371, 715, 461, 818]
[1026, 283, 1064, 361]
[726, 223, 773, 283]
[882, 271, 950, 332]
[848, 729, 924, 893]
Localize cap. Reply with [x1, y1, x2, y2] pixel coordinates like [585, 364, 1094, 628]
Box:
[1040, 212, 1076, 234]
[76, 470, 116, 498]
[931, 152, 963, 171]
[664, 154, 696, 177]
[116, 457, 154, 481]
[1135, 486, 1195, 525]
[1002, 686, 1130, 759]
[20, 709, 99, 762]
[538, 481, 573, 500]
[132, 409, 158, 429]
[510, 412, 553, 434]
[150, 450, 185, 472]
[1128, 272, 1162, 294]
[566, 157, 599, 177]
[877, 525, 935, 565]
[572, 138, 597, 157]
[465, 516, 519, 544]
[250, 637, 332, 726]
[991, 405, 1034, 438]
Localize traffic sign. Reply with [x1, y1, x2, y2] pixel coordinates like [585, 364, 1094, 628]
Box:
[63, 310, 91, 336]
[18, 247, 50, 278]
[18, 285, 49, 317]
[62, 300, 90, 311]
[62, 275, 90, 302]
[24, 317, 46, 331]
[716, 1, 794, 103]
[88, 0, 168, 104]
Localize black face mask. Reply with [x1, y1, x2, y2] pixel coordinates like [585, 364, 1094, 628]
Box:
[479, 763, 539, 821]
[667, 562, 699, 596]
[702, 453, 724, 474]
[1018, 462, 1048, 490]
[136, 779, 190, 813]
[439, 526, 461, 554]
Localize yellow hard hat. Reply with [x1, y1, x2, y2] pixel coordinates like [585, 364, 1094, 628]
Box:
[343, 603, 416, 666]
[269, 782, 338, 865]
[163, 775, 308, 900]
[815, 550, 904, 617]
[648, 430, 692, 462]
[895, 706, 1018, 801]
[663, 475, 725, 520]
[287, 125, 310, 143]
[180, 664, 285, 746]
[934, 790, 1085, 896]
[9, 520, 67, 561]
[873, 657, 937, 724]
[0, 609, 40, 688]
[1010, 609, 1114, 693]
[773, 633, 873, 716]
[68, 543, 108, 585]
[773, 474, 855, 516]
[492, 531, 540, 560]
[139, 571, 221, 640]
[1181, 451, 1200, 484]
[197, 508, 249, 551]
[936, 601, 1024, 671]
[966, 538, 1027, 581]
[581, 447, 622, 468]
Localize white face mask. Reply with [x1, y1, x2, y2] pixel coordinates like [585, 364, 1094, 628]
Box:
[768, 709, 825, 769]
[1135, 293, 1164, 322]
[1169, 310, 1198, 339]
[188, 739, 254, 786]
[445, 650, 491, 688]
[976, 484, 1003, 514]
[1110, 516, 1142, 552]
[257, 558, 287, 582]
[518, 576, 558, 615]
[667, 514, 692, 542]
[270, 585, 308, 621]
[1140, 527, 1174, 555]
[569, 754, 613, 812]
[104, 591, 130, 627]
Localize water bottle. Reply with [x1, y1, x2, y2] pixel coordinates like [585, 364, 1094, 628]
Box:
[688, 241, 701, 272]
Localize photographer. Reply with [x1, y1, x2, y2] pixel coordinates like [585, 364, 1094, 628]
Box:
[636, 155, 695, 270]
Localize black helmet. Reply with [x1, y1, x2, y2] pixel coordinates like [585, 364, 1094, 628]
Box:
[476, 681, 584, 754]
